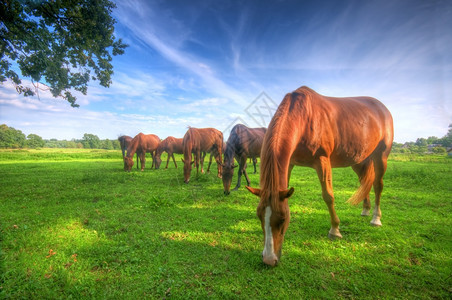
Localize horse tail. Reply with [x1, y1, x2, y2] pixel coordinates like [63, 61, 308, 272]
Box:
[347, 161, 375, 205]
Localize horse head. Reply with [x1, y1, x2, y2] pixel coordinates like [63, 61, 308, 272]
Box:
[246, 186, 294, 266]
[154, 153, 162, 169]
[181, 158, 194, 183]
[123, 156, 134, 171]
[222, 163, 237, 195]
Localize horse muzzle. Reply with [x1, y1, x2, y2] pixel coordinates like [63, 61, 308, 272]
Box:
[262, 252, 279, 267]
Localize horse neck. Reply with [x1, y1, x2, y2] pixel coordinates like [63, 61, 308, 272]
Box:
[157, 140, 168, 155]
[183, 133, 193, 160]
[260, 95, 303, 209]
[223, 143, 235, 165]
[126, 137, 140, 157]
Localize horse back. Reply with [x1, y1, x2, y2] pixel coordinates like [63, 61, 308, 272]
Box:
[230, 124, 266, 157]
[274, 87, 393, 167]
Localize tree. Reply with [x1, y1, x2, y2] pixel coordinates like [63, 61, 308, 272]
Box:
[81, 133, 100, 149]
[0, 0, 127, 107]
[440, 124, 452, 147]
[0, 124, 26, 148]
[27, 133, 44, 148]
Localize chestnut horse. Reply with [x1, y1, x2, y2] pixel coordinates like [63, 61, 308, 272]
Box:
[246, 86, 393, 266]
[124, 133, 160, 172]
[154, 136, 183, 169]
[222, 124, 266, 195]
[182, 127, 223, 183]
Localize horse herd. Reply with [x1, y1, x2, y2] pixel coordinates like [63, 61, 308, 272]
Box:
[118, 124, 263, 194]
[119, 86, 394, 266]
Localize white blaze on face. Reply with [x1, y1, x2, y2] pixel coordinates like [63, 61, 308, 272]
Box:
[263, 206, 275, 258]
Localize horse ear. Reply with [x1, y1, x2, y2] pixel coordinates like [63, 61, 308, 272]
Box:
[246, 186, 261, 197]
[279, 187, 295, 200]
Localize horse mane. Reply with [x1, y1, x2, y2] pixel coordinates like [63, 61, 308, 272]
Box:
[259, 87, 313, 212]
[224, 125, 240, 165]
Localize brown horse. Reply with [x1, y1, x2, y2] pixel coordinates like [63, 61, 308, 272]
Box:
[118, 135, 140, 169]
[246, 86, 393, 266]
[222, 124, 266, 195]
[124, 133, 160, 171]
[182, 127, 223, 183]
[154, 136, 183, 169]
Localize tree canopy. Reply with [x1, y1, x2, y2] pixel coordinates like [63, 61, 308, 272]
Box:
[0, 0, 127, 107]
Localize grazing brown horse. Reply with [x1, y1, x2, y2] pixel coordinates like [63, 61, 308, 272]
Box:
[182, 127, 223, 183]
[118, 135, 140, 169]
[124, 133, 160, 171]
[222, 124, 266, 195]
[154, 136, 183, 169]
[246, 86, 393, 266]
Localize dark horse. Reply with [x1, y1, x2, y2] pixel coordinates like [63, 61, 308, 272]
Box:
[124, 133, 160, 171]
[182, 127, 223, 183]
[222, 124, 266, 195]
[246, 86, 393, 266]
[154, 136, 183, 169]
[118, 135, 140, 169]
[118, 135, 132, 158]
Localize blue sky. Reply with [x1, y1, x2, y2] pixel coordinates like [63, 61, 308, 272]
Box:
[0, 0, 451, 143]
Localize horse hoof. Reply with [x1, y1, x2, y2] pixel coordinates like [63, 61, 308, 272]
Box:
[361, 209, 370, 216]
[328, 228, 343, 240]
[370, 218, 382, 226]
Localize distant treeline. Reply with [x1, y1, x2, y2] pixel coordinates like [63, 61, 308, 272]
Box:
[1, 123, 451, 154]
[0, 124, 121, 150]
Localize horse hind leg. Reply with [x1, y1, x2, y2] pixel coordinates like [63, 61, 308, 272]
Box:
[370, 154, 388, 227]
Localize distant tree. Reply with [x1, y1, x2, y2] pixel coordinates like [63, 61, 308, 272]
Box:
[415, 138, 428, 147]
[0, 124, 26, 148]
[432, 146, 446, 154]
[439, 124, 452, 147]
[101, 139, 114, 150]
[26, 133, 45, 148]
[426, 136, 439, 145]
[66, 140, 77, 148]
[81, 133, 100, 149]
[0, 0, 127, 107]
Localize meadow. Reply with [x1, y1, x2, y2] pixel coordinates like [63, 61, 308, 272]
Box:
[0, 149, 451, 299]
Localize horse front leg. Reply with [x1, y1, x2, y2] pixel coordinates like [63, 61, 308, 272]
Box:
[206, 153, 213, 174]
[215, 151, 222, 178]
[165, 151, 171, 169]
[171, 153, 177, 168]
[253, 157, 257, 174]
[315, 157, 341, 239]
[140, 152, 146, 171]
[200, 151, 206, 174]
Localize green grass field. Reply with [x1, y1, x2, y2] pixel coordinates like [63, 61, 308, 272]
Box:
[1, 149, 451, 299]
